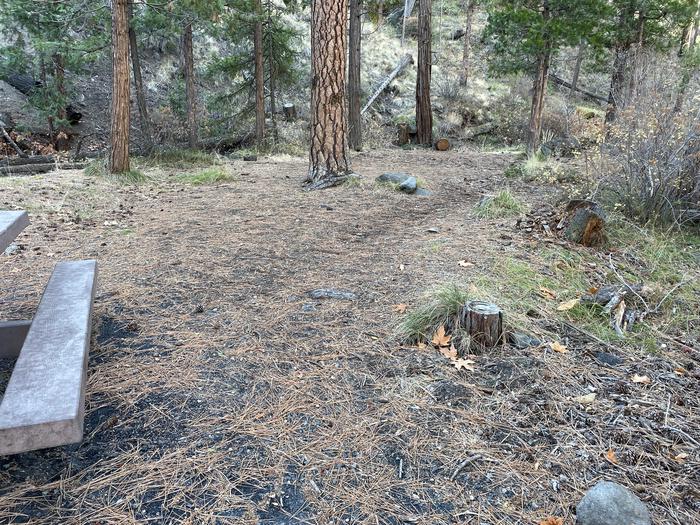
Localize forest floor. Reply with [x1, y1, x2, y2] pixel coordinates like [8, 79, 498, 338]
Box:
[0, 148, 698, 525]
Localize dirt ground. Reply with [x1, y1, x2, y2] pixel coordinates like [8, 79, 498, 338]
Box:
[0, 148, 698, 524]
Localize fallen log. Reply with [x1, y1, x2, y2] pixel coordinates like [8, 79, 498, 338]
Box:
[198, 132, 253, 153]
[464, 121, 496, 140]
[361, 54, 414, 115]
[0, 162, 85, 176]
[434, 138, 450, 151]
[548, 74, 607, 104]
[0, 155, 55, 167]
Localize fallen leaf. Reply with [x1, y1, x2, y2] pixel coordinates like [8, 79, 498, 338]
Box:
[673, 452, 688, 463]
[557, 298, 580, 311]
[573, 393, 596, 405]
[453, 358, 476, 371]
[588, 286, 599, 294]
[673, 367, 687, 376]
[458, 260, 474, 268]
[632, 374, 651, 384]
[393, 304, 408, 314]
[417, 342, 427, 350]
[539, 518, 564, 525]
[432, 325, 451, 348]
[538, 287, 557, 300]
[440, 344, 458, 360]
[605, 449, 618, 464]
[549, 341, 568, 353]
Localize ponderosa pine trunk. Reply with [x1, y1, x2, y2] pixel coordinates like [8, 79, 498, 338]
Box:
[254, 0, 265, 146]
[459, 0, 475, 87]
[267, 1, 278, 142]
[307, 0, 351, 189]
[527, 49, 551, 156]
[348, 0, 362, 151]
[128, 1, 153, 150]
[182, 22, 197, 149]
[570, 42, 585, 95]
[110, 0, 131, 173]
[416, 0, 433, 145]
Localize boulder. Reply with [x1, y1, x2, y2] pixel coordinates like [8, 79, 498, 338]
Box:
[377, 172, 411, 185]
[398, 176, 418, 194]
[576, 481, 651, 525]
[0, 80, 47, 134]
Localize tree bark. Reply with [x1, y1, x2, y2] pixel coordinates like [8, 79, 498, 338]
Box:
[527, 49, 551, 156]
[267, 0, 278, 142]
[460, 0, 475, 87]
[128, 1, 153, 150]
[416, 0, 433, 146]
[460, 301, 503, 351]
[182, 22, 198, 149]
[110, 0, 131, 174]
[348, 0, 363, 151]
[307, 0, 351, 189]
[605, 3, 636, 126]
[377, 0, 384, 27]
[570, 42, 585, 95]
[254, 0, 265, 146]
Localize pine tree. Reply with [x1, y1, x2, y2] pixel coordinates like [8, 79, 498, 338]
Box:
[110, 0, 131, 174]
[416, 0, 433, 146]
[348, 0, 363, 151]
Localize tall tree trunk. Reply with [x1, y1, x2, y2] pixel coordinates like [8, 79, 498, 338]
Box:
[605, 3, 636, 126]
[267, 0, 278, 142]
[110, 0, 131, 173]
[182, 22, 198, 149]
[348, 0, 362, 151]
[377, 0, 384, 27]
[52, 53, 67, 123]
[527, 49, 551, 156]
[416, 0, 433, 145]
[254, 0, 265, 146]
[128, 1, 153, 150]
[626, 13, 645, 105]
[40, 58, 54, 139]
[459, 0, 475, 87]
[307, 0, 351, 189]
[570, 42, 585, 95]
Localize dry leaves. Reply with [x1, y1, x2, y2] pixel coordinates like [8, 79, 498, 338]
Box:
[549, 341, 568, 353]
[439, 344, 458, 360]
[573, 393, 596, 405]
[539, 518, 564, 525]
[432, 325, 451, 347]
[453, 358, 476, 371]
[605, 449, 618, 464]
[673, 452, 689, 463]
[557, 298, 580, 311]
[538, 287, 557, 300]
[632, 374, 651, 384]
[393, 304, 408, 314]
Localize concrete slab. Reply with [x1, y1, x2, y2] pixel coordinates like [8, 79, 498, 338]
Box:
[0, 211, 29, 253]
[0, 320, 31, 359]
[0, 260, 97, 455]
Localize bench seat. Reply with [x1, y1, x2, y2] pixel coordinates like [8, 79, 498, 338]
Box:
[0, 260, 97, 455]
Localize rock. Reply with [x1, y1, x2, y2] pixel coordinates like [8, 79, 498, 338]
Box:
[415, 188, 432, 197]
[595, 351, 624, 367]
[301, 303, 317, 312]
[308, 289, 357, 301]
[376, 172, 411, 185]
[243, 155, 257, 162]
[0, 80, 47, 134]
[508, 332, 542, 349]
[398, 176, 417, 194]
[576, 481, 651, 525]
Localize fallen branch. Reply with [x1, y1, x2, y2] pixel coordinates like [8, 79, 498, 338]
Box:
[548, 74, 608, 104]
[361, 54, 413, 115]
[0, 126, 28, 158]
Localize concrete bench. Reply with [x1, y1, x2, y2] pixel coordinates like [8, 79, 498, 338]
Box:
[0, 210, 29, 253]
[0, 260, 98, 455]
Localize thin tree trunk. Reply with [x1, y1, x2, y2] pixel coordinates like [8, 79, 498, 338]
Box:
[182, 22, 197, 149]
[110, 0, 131, 173]
[570, 42, 585, 95]
[527, 49, 551, 156]
[460, 0, 475, 87]
[626, 14, 645, 104]
[605, 3, 636, 126]
[416, 0, 433, 145]
[377, 0, 384, 27]
[128, 1, 153, 150]
[691, 0, 700, 48]
[267, 0, 278, 142]
[348, 0, 363, 151]
[53, 53, 67, 123]
[254, 0, 265, 146]
[307, 0, 350, 189]
[40, 58, 54, 139]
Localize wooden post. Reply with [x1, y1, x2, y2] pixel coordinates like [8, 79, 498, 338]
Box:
[461, 301, 503, 350]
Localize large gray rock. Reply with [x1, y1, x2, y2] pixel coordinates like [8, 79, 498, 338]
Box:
[376, 172, 411, 185]
[576, 481, 651, 525]
[0, 80, 46, 134]
[398, 176, 417, 194]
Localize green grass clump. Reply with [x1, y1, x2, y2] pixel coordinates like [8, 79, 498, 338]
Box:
[476, 189, 525, 218]
[84, 159, 147, 183]
[397, 284, 471, 344]
[179, 167, 233, 185]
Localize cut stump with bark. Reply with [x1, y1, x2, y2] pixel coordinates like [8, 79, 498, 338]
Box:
[283, 104, 297, 121]
[559, 200, 607, 247]
[461, 301, 503, 351]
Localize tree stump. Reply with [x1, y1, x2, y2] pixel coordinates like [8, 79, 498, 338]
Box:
[461, 301, 503, 351]
[397, 123, 411, 146]
[560, 200, 606, 247]
[434, 138, 450, 151]
[283, 103, 297, 121]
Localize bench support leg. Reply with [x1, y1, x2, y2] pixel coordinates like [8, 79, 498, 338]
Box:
[0, 321, 31, 359]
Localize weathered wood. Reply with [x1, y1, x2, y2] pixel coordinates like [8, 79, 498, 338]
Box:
[464, 121, 496, 140]
[0, 210, 29, 253]
[461, 301, 504, 350]
[397, 123, 411, 146]
[1, 126, 27, 158]
[0, 155, 55, 166]
[434, 138, 450, 151]
[0, 260, 98, 455]
[0, 162, 85, 176]
[361, 54, 413, 115]
[548, 74, 607, 104]
[559, 200, 607, 247]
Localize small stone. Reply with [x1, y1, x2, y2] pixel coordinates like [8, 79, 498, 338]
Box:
[301, 303, 317, 312]
[595, 351, 624, 367]
[576, 481, 651, 525]
[308, 289, 357, 301]
[376, 172, 411, 185]
[243, 155, 257, 162]
[508, 332, 541, 349]
[398, 176, 418, 194]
